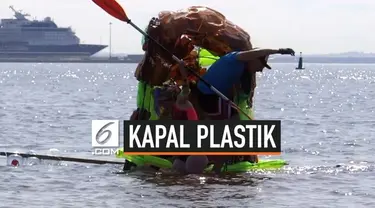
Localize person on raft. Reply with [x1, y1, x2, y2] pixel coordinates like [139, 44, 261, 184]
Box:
[170, 62, 210, 174]
[197, 48, 296, 98]
[171, 83, 213, 174]
[171, 89, 209, 174]
[195, 47, 295, 174]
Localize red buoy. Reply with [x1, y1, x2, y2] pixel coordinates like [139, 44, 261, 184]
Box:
[11, 159, 19, 166]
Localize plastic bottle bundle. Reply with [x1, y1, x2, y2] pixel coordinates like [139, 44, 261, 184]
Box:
[24, 150, 40, 166]
[47, 148, 61, 166]
[7, 153, 23, 167]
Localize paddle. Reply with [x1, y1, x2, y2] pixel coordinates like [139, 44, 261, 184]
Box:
[0, 151, 125, 165]
[92, 0, 253, 120]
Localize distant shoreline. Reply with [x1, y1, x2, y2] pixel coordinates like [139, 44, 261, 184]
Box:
[0, 59, 136, 64]
[268, 56, 375, 64]
[1, 55, 375, 64]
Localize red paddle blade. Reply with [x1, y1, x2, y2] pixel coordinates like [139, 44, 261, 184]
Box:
[92, 0, 128, 22]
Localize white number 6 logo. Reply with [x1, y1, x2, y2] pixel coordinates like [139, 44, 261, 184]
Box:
[96, 122, 115, 145]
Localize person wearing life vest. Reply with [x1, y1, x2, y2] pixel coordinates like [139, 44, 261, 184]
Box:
[197, 48, 295, 98]
[196, 48, 295, 174]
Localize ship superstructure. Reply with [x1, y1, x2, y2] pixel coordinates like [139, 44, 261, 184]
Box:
[0, 6, 107, 60]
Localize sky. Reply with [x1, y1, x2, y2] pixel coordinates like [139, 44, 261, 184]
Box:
[1, 0, 374, 55]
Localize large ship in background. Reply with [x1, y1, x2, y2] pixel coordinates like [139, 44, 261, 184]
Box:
[0, 6, 107, 61]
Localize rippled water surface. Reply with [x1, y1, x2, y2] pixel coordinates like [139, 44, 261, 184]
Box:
[1, 63, 374, 207]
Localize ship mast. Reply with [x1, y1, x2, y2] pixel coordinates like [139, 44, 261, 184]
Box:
[9, 5, 30, 20]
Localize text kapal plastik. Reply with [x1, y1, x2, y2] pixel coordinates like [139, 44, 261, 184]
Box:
[129, 124, 276, 148]
[123, 120, 281, 154]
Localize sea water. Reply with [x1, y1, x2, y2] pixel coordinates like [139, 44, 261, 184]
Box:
[0, 63, 374, 207]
